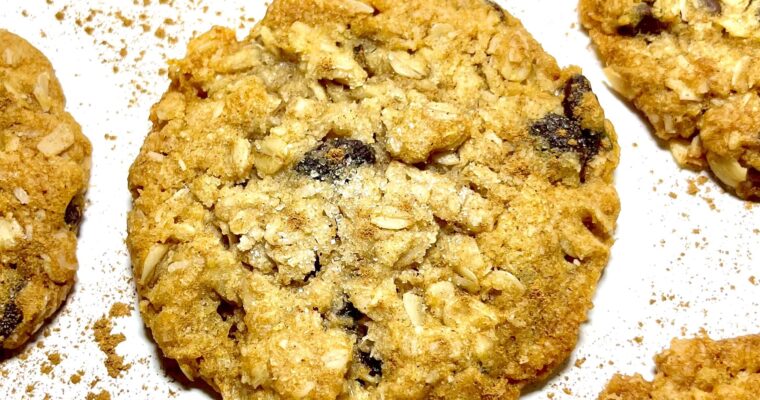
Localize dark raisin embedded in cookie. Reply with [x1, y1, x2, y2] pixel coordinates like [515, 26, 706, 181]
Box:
[0, 302, 23, 339]
[531, 114, 601, 160]
[617, 4, 668, 36]
[295, 138, 376, 181]
[531, 112, 602, 181]
[531, 114, 584, 153]
[64, 196, 84, 229]
[563, 74, 593, 121]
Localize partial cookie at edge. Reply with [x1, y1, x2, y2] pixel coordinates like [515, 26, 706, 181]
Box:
[599, 334, 760, 399]
[0, 30, 91, 350]
[580, 0, 760, 199]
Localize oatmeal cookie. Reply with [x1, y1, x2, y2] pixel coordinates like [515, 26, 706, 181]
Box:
[0, 30, 91, 350]
[127, 0, 619, 398]
[599, 335, 760, 399]
[580, 0, 760, 199]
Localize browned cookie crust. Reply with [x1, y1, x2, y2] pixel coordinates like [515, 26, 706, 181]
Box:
[0, 30, 91, 350]
[127, 0, 620, 398]
[599, 335, 760, 400]
[580, 0, 760, 199]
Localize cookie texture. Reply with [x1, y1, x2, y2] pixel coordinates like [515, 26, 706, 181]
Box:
[0, 30, 91, 350]
[127, 0, 619, 398]
[599, 335, 760, 400]
[580, 0, 760, 199]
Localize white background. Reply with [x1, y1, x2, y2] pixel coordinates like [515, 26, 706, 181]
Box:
[0, 0, 758, 399]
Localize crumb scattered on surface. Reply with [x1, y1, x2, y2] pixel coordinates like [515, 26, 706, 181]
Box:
[85, 390, 111, 400]
[108, 302, 132, 318]
[92, 317, 130, 378]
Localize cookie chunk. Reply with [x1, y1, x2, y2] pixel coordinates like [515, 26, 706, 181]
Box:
[0, 30, 91, 349]
[599, 335, 760, 399]
[127, 0, 619, 398]
[580, 0, 760, 200]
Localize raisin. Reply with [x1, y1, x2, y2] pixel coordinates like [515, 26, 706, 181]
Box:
[295, 138, 375, 181]
[359, 350, 383, 377]
[64, 196, 83, 229]
[530, 113, 602, 181]
[563, 74, 593, 121]
[617, 4, 668, 36]
[530, 113, 583, 153]
[0, 302, 23, 339]
[700, 0, 722, 14]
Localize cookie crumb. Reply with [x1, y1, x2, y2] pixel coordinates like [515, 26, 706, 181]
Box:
[108, 302, 132, 318]
[70, 370, 84, 384]
[92, 316, 131, 378]
[86, 390, 111, 400]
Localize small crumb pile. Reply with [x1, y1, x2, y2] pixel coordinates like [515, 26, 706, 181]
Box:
[92, 303, 133, 378]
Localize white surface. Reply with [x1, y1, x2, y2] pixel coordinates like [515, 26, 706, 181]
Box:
[0, 1, 757, 399]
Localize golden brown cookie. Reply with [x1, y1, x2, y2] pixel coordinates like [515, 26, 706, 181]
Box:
[127, 0, 620, 398]
[0, 30, 91, 350]
[580, 0, 760, 199]
[599, 335, 760, 400]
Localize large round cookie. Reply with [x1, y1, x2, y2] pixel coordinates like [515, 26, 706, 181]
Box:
[599, 335, 760, 399]
[0, 30, 91, 350]
[580, 0, 760, 200]
[127, 0, 620, 398]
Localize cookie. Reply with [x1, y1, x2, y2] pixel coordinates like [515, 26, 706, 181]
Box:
[599, 335, 760, 399]
[127, 0, 620, 398]
[580, 0, 760, 200]
[0, 30, 91, 350]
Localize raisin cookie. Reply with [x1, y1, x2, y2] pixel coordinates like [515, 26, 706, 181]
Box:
[0, 30, 91, 350]
[599, 335, 760, 399]
[580, 0, 760, 199]
[127, 0, 619, 398]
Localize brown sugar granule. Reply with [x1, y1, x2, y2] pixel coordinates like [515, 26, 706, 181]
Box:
[86, 390, 111, 400]
[92, 317, 130, 378]
[108, 302, 132, 318]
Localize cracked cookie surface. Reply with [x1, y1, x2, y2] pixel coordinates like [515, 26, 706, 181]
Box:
[127, 0, 620, 398]
[599, 335, 760, 400]
[0, 30, 91, 350]
[580, 0, 760, 199]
